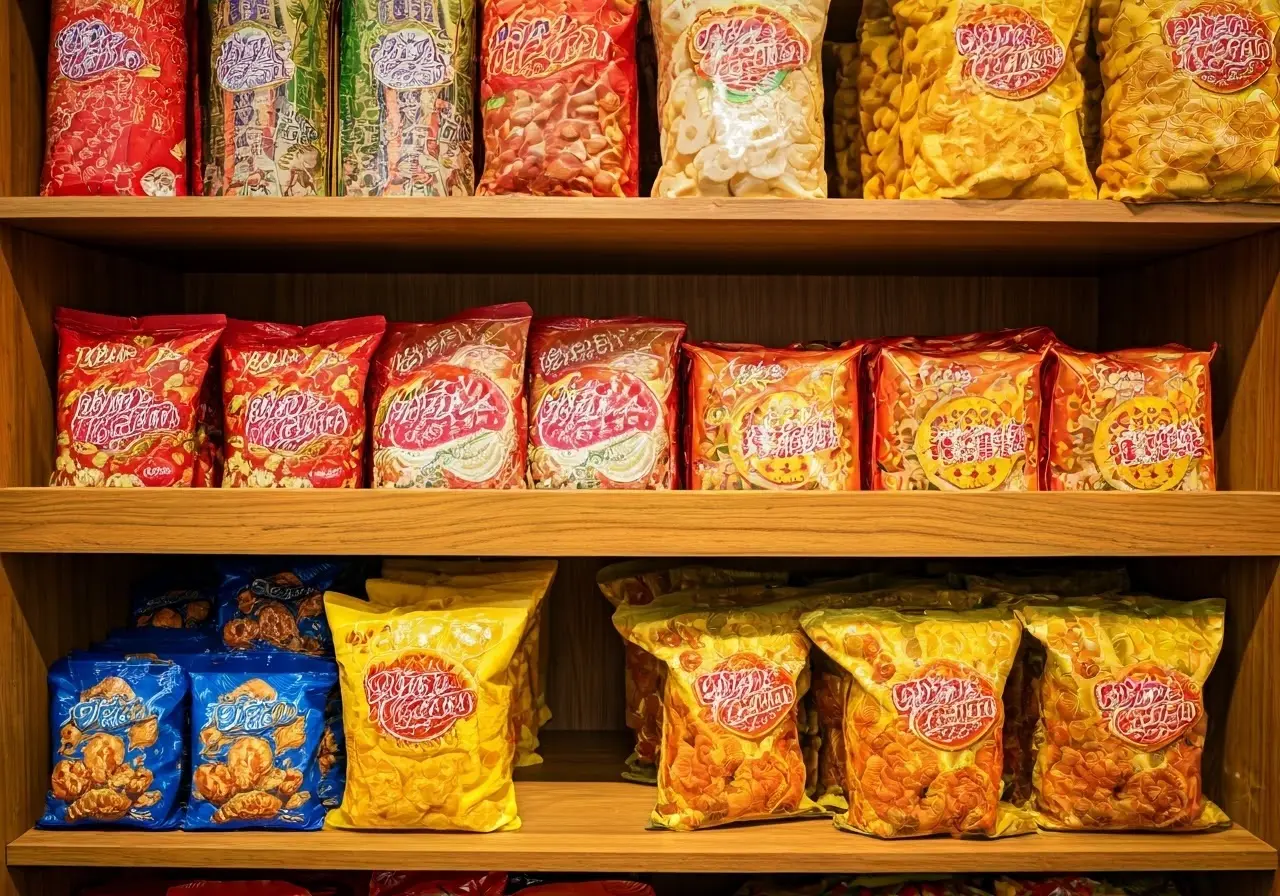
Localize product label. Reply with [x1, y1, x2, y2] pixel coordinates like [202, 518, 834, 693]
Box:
[695, 654, 796, 736]
[487, 15, 610, 78]
[916, 396, 1025, 490]
[211, 694, 301, 735]
[364, 651, 477, 742]
[1095, 396, 1202, 491]
[1095, 666, 1202, 750]
[245, 392, 351, 453]
[70, 696, 149, 733]
[380, 370, 510, 451]
[216, 24, 295, 91]
[955, 5, 1066, 99]
[372, 26, 452, 89]
[536, 369, 660, 451]
[56, 18, 146, 81]
[73, 341, 139, 370]
[891, 663, 998, 750]
[70, 388, 182, 451]
[690, 6, 810, 98]
[1164, 2, 1274, 92]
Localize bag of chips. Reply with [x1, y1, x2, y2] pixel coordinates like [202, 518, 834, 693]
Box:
[370, 873, 509, 896]
[651, 0, 830, 197]
[894, 0, 1095, 198]
[201, 0, 331, 195]
[369, 304, 532, 488]
[529, 318, 685, 489]
[41, 0, 188, 195]
[1047, 345, 1216, 491]
[325, 588, 534, 830]
[477, 0, 641, 196]
[317, 685, 346, 808]
[133, 586, 214, 630]
[873, 339, 1049, 491]
[42, 654, 187, 828]
[339, 0, 477, 196]
[217, 561, 345, 655]
[222, 317, 386, 488]
[615, 595, 819, 830]
[185, 653, 336, 830]
[1097, 0, 1280, 201]
[857, 0, 904, 198]
[1017, 597, 1229, 831]
[52, 309, 226, 488]
[802, 606, 1033, 838]
[994, 879, 1179, 896]
[827, 43, 861, 198]
[686, 343, 861, 491]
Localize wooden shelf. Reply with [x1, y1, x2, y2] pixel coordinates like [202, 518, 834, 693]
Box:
[2, 197, 1278, 273]
[0, 488, 1278, 556]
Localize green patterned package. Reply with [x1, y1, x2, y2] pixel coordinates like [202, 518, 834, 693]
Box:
[202, 0, 331, 195]
[339, 0, 475, 196]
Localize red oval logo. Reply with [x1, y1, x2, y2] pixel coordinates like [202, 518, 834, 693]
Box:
[380, 365, 511, 451]
[690, 6, 811, 94]
[955, 5, 1066, 99]
[363, 651, 477, 743]
[694, 653, 796, 737]
[535, 368, 660, 452]
[1094, 662, 1203, 750]
[891, 660, 999, 750]
[137, 455, 179, 487]
[1164, 2, 1274, 92]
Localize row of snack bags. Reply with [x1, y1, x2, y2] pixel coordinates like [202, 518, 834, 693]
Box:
[54, 307, 1217, 493]
[84, 876, 652, 896]
[598, 563, 1228, 835]
[735, 878, 1182, 896]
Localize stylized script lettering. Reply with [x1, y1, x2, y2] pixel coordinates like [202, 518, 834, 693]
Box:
[892, 673, 997, 749]
[1165, 5, 1273, 91]
[216, 26, 294, 91]
[695, 657, 795, 736]
[212, 697, 300, 734]
[1111, 421, 1205, 466]
[71, 697, 149, 733]
[487, 15, 609, 78]
[372, 27, 451, 89]
[1096, 675, 1200, 748]
[930, 420, 1026, 464]
[381, 376, 508, 450]
[742, 414, 838, 459]
[70, 388, 181, 451]
[692, 12, 809, 92]
[73, 342, 138, 369]
[56, 19, 145, 81]
[365, 658, 477, 742]
[955, 7, 1065, 98]
[245, 392, 350, 453]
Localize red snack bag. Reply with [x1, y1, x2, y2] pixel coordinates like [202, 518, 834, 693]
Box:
[528, 317, 684, 488]
[477, 0, 641, 196]
[517, 886, 655, 896]
[52, 309, 225, 487]
[41, 0, 188, 195]
[166, 886, 313, 896]
[222, 317, 386, 488]
[193, 359, 224, 487]
[369, 304, 532, 488]
[370, 873, 508, 896]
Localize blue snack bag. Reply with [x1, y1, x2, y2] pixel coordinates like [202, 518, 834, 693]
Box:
[185, 652, 336, 830]
[132, 576, 215, 630]
[42, 654, 187, 829]
[317, 685, 345, 809]
[98, 627, 221, 658]
[216, 560, 344, 655]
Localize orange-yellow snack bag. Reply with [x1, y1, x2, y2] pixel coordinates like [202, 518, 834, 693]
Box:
[1047, 346, 1216, 491]
[366, 565, 555, 767]
[802, 606, 1033, 838]
[615, 596, 820, 830]
[1017, 597, 1229, 831]
[858, 0, 904, 198]
[324, 590, 531, 831]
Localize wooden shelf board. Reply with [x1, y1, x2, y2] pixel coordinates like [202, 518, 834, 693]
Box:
[0, 489, 1276, 556]
[1, 198, 1277, 273]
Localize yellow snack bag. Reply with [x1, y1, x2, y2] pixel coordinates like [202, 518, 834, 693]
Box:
[324, 590, 531, 831]
[1017, 597, 1229, 830]
[1097, 0, 1280, 200]
[828, 42, 863, 198]
[895, 0, 1097, 197]
[615, 595, 820, 830]
[857, 0, 905, 198]
[366, 570, 554, 767]
[802, 606, 1033, 838]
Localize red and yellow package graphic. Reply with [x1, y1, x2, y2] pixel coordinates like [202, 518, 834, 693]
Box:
[370, 304, 532, 489]
[803, 606, 1034, 838]
[529, 318, 685, 489]
[686, 343, 861, 491]
[193, 362, 224, 487]
[221, 317, 385, 488]
[477, 0, 640, 196]
[1017, 597, 1229, 831]
[615, 596, 820, 830]
[52, 309, 226, 487]
[873, 341, 1048, 491]
[41, 0, 188, 195]
[1047, 345, 1216, 491]
[325, 589, 533, 831]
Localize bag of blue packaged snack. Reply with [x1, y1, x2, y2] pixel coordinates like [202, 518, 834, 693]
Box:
[42, 653, 187, 829]
[317, 686, 345, 809]
[216, 561, 343, 655]
[132, 572, 215, 630]
[98, 628, 221, 659]
[185, 652, 336, 830]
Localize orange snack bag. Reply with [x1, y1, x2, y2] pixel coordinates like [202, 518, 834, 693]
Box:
[873, 340, 1049, 491]
[1017, 597, 1228, 830]
[685, 343, 861, 490]
[1047, 345, 1216, 491]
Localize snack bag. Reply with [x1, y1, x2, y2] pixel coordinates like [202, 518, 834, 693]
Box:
[828, 42, 862, 198]
[1017, 597, 1229, 830]
[369, 304, 532, 488]
[370, 873, 509, 896]
[858, 0, 904, 198]
[994, 879, 1179, 896]
[1096, 0, 1280, 201]
[477, 0, 641, 196]
[802, 606, 1032, 838]
[737, 880, 993, 896]
[518, 887, 656, 896]
[133, 582, 214, 630]
[651, 0, 831, 197]
[221, 317, 386, 488]
[52, 310, 226, 488]
[325, 590, 532, 830]
[185, 653, 336, 830]
[317, 686, 346, 808]
[41, 0, 188, 195]
[193, 364, 224, 487]
[811, 652, 850, 810]
[1047, 345, 1216, 491]
[873, 341, 1048, 491]
[686, 343, 861, 490]
[217, 561, 345, 654]
[529, 318, 685, 489]
[893, 0, 1095, 198]
[42, 654, 186, 828]
[339, 0, 476, 196]
[99, 626, 222, 658]
[201, 0, 331, 195]
[615, 596, 819, 830]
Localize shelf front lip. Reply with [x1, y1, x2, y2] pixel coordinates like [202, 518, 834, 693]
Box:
[8, 823, 1275, 873]
[0, 489, 1277, 556]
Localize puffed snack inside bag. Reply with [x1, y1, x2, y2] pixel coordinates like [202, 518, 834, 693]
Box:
[651, 0, 832, 197]
[325, 588, 533, 830]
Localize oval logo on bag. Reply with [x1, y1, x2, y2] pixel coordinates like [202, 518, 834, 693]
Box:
[364, 651, 477, 742]
[730, 390, 839, 489]
[381, 366, 511, 451]
[215, 24, 295, 92]
[955, 5, 1066, 99]
[695, 653, 796, 736]
[486, 15, 610, 79]
[1164, 2, 1274, 92]
[916, 396, 1026, 491]
[891, 660, 999, 750]
[690, 6, 811, 98]
[1094, 396, 1204, 491]
[1095, 663, 1202, 750]
[372, 26, 452, 89]
[56, 18, 146, 81]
